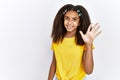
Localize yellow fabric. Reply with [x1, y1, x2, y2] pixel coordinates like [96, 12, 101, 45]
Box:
[51, 37, 88, 80]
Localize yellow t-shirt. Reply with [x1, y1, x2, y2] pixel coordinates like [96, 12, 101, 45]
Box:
[52, 37, 87, 80]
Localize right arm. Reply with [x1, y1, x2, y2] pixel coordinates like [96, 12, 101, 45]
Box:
[48, 52, 56, 80]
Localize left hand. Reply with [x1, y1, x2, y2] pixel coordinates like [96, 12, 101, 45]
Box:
[79, 23, 101, 45]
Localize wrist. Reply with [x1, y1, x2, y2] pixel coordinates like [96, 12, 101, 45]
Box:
[85, 42, 92, 47]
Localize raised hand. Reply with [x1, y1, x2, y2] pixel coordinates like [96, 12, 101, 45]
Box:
[79, 23, 101, 45]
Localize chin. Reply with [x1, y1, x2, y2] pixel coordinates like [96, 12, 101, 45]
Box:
[66, 30, 73, 32]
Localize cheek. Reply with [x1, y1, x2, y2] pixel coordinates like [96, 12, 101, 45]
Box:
[74, 22, 80, 27]
[64, 20, 67, 26]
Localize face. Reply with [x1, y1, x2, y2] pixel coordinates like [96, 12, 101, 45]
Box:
[64, 10, 80, 33]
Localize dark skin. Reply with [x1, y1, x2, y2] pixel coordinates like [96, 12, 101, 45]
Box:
[48, 11, 101, 79]
[48, 53, 56, 80]
[79, 23, 101, 74]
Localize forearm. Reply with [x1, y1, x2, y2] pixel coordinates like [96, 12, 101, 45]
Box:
[48, 53, 56, 80]
[80, 23, 101, 74]
[48, 62, 56, 80]
[83, 43, 94, 74]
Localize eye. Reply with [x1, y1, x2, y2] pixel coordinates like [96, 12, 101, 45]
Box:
[73, 18, 77, 21]
[72, 18, 79, 22]
[64, 16, 69, 20]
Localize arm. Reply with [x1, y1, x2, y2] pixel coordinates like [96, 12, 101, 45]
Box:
[79, 23, 101, 74]
[48, 52, 56, 80]
[82, 44, 94, 74]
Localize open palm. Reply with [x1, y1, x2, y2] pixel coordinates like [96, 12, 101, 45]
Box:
[79, 23, 101, 44]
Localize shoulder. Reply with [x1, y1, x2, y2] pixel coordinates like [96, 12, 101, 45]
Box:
[51, 42, 60, 50]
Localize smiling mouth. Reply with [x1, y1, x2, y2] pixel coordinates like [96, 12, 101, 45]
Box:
[67, 25, 73, 29]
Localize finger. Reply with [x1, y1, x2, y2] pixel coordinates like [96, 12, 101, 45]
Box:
[95, 26, 100, 32]
[93, 23, 99, 28]
[79, 31, 84, 37]
[95, 31, 102, 38]
[93, 25, 100, 33]
[91, 23, 99, 32]
[92, 23, 98, 30]
[87, 23, 92, 32]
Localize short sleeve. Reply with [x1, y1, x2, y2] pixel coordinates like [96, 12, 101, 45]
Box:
[51, 42, 54, 50]
[92, 44, 95, 49]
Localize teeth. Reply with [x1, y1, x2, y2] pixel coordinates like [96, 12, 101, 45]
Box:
[67, 25, 72, 29]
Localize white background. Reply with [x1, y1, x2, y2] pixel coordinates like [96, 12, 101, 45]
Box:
[0, 0, 119, 80]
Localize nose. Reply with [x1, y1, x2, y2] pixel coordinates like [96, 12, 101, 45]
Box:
[68, 19, 72, 24]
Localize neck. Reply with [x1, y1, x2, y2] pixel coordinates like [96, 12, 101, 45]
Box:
[65, 31, 76, 38]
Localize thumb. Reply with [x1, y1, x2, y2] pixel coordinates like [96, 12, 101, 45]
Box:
[79, 31, 84, 37]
